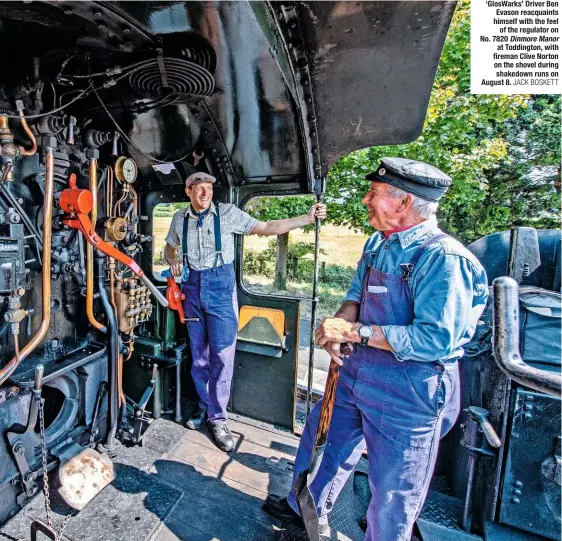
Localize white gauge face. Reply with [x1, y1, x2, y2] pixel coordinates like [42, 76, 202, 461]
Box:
[122, 158, 137, 183]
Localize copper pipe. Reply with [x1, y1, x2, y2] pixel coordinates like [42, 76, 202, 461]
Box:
[0, 147, 54, 385]
[113, 188, 127, 218]
[105, 165, 114, 218]
[18, 112, 37, 157]
[109, 265, 125, 406]
[86, 158, 107, 332]
[129, 184, 139, 233]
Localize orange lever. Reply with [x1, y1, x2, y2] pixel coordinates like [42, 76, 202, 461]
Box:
[60, 180, 143, 276]
[59, 177, 169, 308]
[165, 276, 185, 324]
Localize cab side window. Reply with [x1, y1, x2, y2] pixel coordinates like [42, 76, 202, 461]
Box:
[152, 202, 189, 281]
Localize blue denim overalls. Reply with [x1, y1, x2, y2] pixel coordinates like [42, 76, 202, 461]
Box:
[180, 206, 238, 425]
[288, 234, 461, 541]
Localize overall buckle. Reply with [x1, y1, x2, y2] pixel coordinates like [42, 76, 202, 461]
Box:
[400, 263, 414, 281]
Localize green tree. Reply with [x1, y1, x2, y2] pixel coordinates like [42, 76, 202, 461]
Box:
[324, 0, 554, 244]
[246, 196, 314, 288]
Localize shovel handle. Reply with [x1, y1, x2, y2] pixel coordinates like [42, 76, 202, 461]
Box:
[312, 359, 341, 449]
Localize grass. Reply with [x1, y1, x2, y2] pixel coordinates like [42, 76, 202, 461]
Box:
[152, 217, 369, 269]
[152, 215, 368, 319]
[243, 275, 349, 323]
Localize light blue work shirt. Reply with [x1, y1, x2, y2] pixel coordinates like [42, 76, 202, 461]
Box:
[343, 217, 489, 363]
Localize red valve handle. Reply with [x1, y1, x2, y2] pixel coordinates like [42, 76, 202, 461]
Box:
[59, 181, 143, 276]
[59, 177, 169, 308]
[165, 277, 185, 324]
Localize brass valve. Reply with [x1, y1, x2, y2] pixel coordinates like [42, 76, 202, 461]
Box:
[4, 288, 29, 335]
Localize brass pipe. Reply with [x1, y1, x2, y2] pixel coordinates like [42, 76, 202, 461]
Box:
[86, 157, 107, 332]
[105, 165, 114, 218]
[18, 112, 37, 157]
[129, 184, 139, 233]
[0, 147, 55, 385]
[109, 265, 125, 407]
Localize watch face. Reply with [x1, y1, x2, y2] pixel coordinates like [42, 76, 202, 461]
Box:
[359, 325, 372, 338]
[122, 158, 137, 183]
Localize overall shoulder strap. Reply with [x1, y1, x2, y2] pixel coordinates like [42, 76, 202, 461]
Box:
[182, 209, 190, 268]
[401, 233, 449, 281]
[213, 203, 225, 268]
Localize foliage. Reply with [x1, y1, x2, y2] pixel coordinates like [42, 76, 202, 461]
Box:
[479, 95, 561, 233]
[244, 239, 337, 283]
[245, 196, 316, 232]
[323, 0, 559, 244]
[154, 202, 188, 217]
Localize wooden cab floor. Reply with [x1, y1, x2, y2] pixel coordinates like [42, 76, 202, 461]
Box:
[1, 413, 366, 541]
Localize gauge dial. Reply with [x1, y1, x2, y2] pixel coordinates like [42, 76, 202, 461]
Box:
[115, 156, 138, 184]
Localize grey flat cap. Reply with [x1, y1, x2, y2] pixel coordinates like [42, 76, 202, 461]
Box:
[365, 158, 452, 202]
[185, 172, 216, 189]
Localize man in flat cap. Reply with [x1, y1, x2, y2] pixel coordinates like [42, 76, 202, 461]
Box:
[164, 172, 326, 452]
[266, 158, 488, 540]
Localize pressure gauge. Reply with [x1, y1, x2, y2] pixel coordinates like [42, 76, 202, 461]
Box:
[115, 156, 138, 184]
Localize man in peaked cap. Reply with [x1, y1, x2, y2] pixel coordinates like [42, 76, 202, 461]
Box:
[164, 171, 326, 453]
[266, 158, 488, 540]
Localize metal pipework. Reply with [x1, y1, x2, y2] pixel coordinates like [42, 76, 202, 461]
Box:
[0, 140, 55, 385]
[86, 149, 107, 333]
[97, 256, 119, 447]
[492, 276, 562, 397]
[16, 101, 37, 157]
[0, 116, 18, 181]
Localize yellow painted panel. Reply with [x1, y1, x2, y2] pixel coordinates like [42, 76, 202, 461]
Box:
[238, 305, 285, 337]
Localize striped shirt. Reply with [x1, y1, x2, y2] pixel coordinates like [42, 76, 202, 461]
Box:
[165, 202, 259, 271]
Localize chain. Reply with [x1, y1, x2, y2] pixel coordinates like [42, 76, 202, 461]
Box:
[38, 396, 53, 528]
[38, 396, 74, 539]
[56, 510, 74, 539]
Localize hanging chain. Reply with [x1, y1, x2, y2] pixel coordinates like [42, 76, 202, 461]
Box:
[38, 396, 74, 539]
[38, 396, 53, 528]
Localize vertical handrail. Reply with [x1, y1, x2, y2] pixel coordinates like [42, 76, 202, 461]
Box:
[306, 194, 323, 417]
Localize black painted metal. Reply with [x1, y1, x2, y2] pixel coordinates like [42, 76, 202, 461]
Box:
[499, 389, 561, 539]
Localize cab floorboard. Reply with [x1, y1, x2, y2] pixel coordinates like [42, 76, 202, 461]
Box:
[1, 415, 364, 541]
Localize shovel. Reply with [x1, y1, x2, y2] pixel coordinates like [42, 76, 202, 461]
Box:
[294, 356, 343, 540]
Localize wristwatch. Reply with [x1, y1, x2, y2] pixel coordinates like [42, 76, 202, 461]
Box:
[358, 324, 374, 345]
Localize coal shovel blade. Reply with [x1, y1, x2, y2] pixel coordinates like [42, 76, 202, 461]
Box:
[58, 447, 115, 510]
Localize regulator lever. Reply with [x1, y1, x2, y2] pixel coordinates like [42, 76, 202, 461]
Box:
[59, 175, 168, 309]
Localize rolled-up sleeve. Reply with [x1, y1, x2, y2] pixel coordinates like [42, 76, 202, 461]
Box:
[343, 258, 366, 304]
[225, 204, 259, 235]
[381, 253, 488, 362]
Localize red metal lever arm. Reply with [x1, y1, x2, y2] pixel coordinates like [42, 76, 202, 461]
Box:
[165, 277, 185, 324]
[62, 213, 143, 276]
[60, 179, 168, 308]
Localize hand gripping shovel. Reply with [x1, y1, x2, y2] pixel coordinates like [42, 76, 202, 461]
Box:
[294, 357, 342, 540]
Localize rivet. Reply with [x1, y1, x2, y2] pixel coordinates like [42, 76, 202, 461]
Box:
[514, 480, 523, 488]
[511, 497, 520, 504]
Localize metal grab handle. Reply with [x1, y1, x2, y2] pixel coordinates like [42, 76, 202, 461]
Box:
[492, 276, 562, 397]
[34, 364, 44, 391]
[466, 406, 501, 448]
[139, 274, 169, 309]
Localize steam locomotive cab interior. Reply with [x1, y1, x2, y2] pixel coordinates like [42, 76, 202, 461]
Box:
[0, 3, 559, 541]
